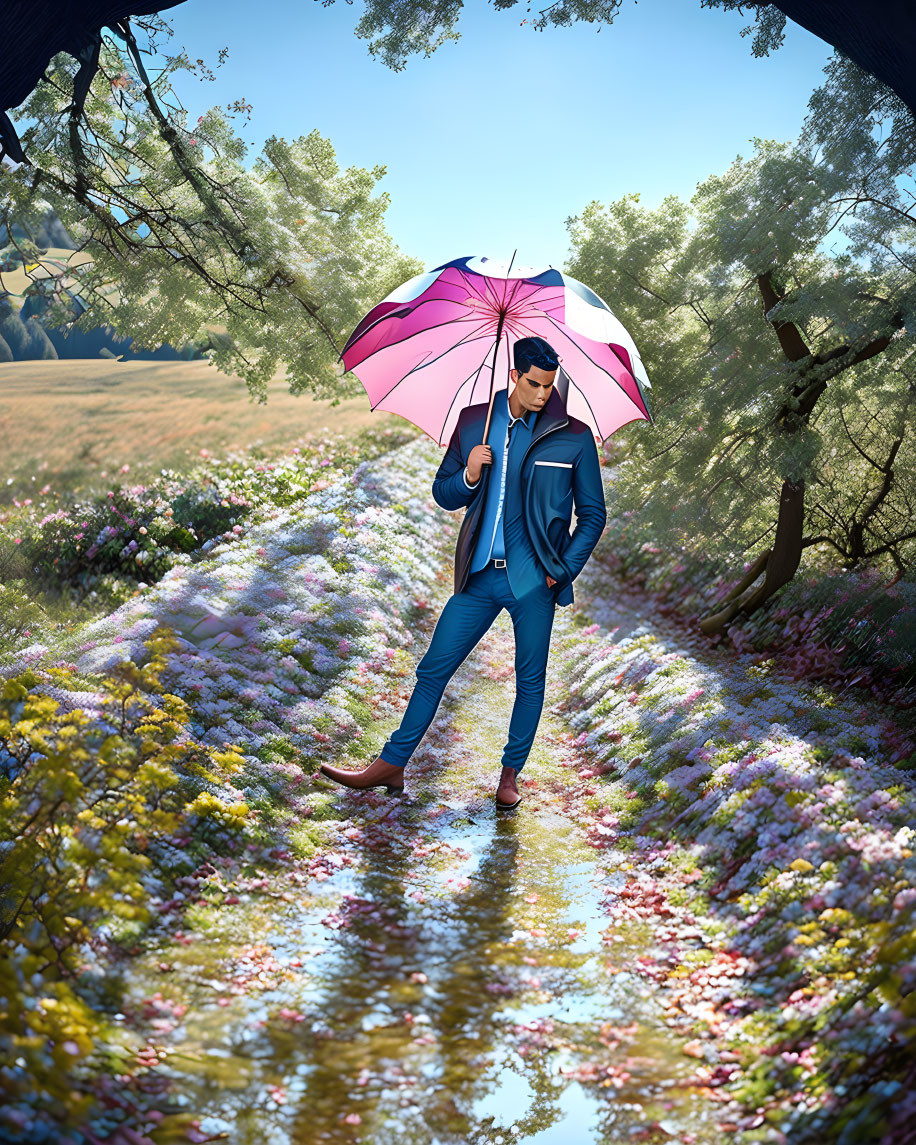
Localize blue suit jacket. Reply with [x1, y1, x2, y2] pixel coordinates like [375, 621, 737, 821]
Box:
[432, 388, 608, 607]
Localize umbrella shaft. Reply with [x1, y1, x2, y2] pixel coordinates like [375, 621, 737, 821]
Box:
[483, 309, 507, 447]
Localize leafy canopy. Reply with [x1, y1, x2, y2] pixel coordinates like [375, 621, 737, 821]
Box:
[326, 0, 791, 73]
[566, 56, 916, 573]
[2, 17, 422, 403]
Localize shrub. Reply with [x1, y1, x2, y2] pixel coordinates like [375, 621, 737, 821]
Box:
[0, 627, 250, 1137]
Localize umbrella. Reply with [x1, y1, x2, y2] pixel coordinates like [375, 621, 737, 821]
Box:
[339, 253, 653, 447]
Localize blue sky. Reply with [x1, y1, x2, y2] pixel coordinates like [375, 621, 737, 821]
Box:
[161, 0, 832, 272]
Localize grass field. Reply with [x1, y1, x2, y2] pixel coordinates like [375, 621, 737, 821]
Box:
[0, 357, 412, 507]
[0, 245, 95, 299]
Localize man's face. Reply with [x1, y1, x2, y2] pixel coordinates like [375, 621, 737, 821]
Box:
[511, 364, 557, 412]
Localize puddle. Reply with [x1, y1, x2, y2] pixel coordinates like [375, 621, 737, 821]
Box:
[119, 613, 720, 1144]
[125, 800, 717, 1144]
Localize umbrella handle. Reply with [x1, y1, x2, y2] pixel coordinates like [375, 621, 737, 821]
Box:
[482, 403, 493, 447]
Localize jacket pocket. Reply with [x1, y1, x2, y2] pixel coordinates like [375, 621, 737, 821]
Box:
[532, 459, 574, 511]
[524, 464, 573, 588]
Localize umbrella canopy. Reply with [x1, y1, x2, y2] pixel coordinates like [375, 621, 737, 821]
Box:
[340, 254, 653, 446]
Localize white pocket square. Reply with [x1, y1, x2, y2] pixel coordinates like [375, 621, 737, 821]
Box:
[534, 460, 573, 468]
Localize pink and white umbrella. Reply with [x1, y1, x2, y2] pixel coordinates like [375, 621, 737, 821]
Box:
[339, 253, 653, 446]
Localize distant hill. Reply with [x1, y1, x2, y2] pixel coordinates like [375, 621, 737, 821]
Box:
[0, 205, 78, 251]
[0, 205, 216, 363]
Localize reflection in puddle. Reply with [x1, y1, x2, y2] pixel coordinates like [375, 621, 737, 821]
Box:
[126, 794, 719, 1144]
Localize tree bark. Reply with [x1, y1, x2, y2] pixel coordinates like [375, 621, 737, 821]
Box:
[699, 480, 805, 634]
[698, 270, 902, 637]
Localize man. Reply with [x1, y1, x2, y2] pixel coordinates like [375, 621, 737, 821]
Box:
[320, 336, 608, 809]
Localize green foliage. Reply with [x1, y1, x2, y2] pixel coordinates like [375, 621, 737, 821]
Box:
[0, 422, 421, 661]
[0, 575, 50, 649]
[566, 61, 916, 579]
[0, 628, 252, 1132]
[325, 0, 791, 74]
[1, 27, 423, 403]
[346, 0, 621, 69]
[592, 520, 916, 706]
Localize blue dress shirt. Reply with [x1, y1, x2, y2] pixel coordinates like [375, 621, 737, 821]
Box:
[466, 388, 534, 573]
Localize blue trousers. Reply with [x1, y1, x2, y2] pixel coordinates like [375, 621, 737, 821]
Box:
[379, 562, 557, 773]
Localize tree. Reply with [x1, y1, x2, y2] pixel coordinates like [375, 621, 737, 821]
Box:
[566, 57, 916, 632]
[1, 14, 421, 402]
[325, 0, 916, 117]
[1, 1, 188, 165]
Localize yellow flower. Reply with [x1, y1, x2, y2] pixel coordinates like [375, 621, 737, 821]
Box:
[790, 858, 814, 873]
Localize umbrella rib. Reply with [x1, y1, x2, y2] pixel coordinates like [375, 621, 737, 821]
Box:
[540, 313, 641, 405]
[507, 274, 528, 309]
[526, 287, 566, 312]
[505, 283, 567, 327]
[400, 329, 499, 381]
[347, 275, 566, 364]
[471, 269, 503, 314]
[452, 266, 491, 310]
[342, 304, 411, 358]
[405, 329, 503, 387]
[351, 305, 493, 365]
[436, 350, 499, 445]
[499, 298, 565, 351]
[497, 272, 533, 317]
[370, 329, 501, 411]
[480, 267, 522, 316]
[563, 370, 604, 442]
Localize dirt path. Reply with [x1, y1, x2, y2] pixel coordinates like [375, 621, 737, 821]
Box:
[19, 432, 907, 1144]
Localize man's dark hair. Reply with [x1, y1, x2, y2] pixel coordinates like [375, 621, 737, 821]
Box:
[514, 336, 559, 377]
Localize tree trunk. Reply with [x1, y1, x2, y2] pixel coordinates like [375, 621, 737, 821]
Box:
[696, 272, 902, 640]
[699, 478, 805, 635]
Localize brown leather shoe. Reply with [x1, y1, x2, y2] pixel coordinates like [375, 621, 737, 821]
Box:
[319, 755, 405, 795]
[495, 765, 522, 809]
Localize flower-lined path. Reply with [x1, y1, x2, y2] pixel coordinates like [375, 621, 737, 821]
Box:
[119, 608, 723, 1144]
